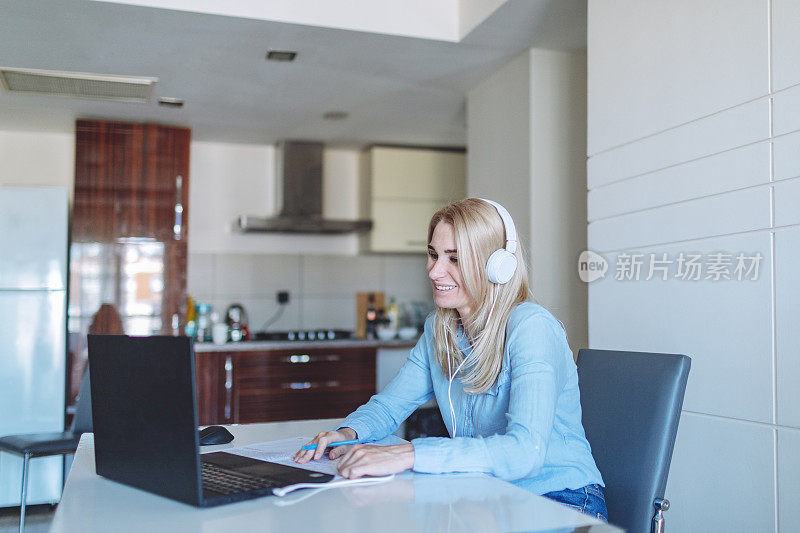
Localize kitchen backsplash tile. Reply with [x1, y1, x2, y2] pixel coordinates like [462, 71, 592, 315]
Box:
[214, 253, 302, 297]
[302, 254, 384, 297]
[301, 296, 358, 330]
[381, 254, 431, 302]
[188, 252, 433, 332]
[234, 297, 302, 332]
[201, 297, 301, 331]
[187, 253, 215, 296]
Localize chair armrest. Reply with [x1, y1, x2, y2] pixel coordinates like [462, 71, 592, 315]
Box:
[652, 498, 670, 533]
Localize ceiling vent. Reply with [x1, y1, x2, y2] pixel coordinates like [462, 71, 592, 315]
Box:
[0, 67, 157, 103]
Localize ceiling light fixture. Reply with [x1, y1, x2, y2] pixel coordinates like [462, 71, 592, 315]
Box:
[266, 50, 297, 62]
[158, 97, 185, 108]
[323, 111, 349, 121]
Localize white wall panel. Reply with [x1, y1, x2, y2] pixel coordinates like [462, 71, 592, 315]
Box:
[189, 141, 272, 253]
[588, 3, 790, 530]
[587, 99, 769, 188]
[466, 50, 531, 237]
[528, 49, 589, 353]
[777, 429, 800, 531]
[468, 48, 589, 353]
[665, 413, 775, 533]
[773, 84, 800, 136]
[588, 143, 770, 221]
[775, 228, 800, 428]
[773, 130, 800, 181]
[587, 0, 768, 154]
[772, 0, 800, 91]
[588, 187, 771, 252]
[774, 179, 800, 227]
[589, 233, 773, 423]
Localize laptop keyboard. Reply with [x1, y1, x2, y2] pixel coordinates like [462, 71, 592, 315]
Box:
[201, 461, 277, 495]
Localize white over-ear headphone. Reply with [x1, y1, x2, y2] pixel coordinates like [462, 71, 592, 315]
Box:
[479, 198, 518, 284]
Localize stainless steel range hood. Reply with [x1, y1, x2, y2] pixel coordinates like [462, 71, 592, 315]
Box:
[237, 141, 372, 234]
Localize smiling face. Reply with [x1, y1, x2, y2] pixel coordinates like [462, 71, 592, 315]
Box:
[427, 221, 474, 319]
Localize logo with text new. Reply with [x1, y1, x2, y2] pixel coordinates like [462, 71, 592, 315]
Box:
[578, 251, 608, 283]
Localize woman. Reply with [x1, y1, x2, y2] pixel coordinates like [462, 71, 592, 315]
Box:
[293, 198, 607, 520]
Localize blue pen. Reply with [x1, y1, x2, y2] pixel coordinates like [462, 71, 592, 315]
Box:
[300, 439, 360, 451]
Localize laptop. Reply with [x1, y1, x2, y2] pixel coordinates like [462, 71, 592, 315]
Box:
[87, 334, 334, 507]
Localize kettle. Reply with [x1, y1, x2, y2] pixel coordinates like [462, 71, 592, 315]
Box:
[225, 304, 249, 342]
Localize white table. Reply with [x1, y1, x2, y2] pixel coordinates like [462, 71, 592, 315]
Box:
[50, 419, 621, 533]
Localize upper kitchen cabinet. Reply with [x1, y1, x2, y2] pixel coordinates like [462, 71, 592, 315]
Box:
[360, 146, 465, 253]
[68, 120, 190, 397]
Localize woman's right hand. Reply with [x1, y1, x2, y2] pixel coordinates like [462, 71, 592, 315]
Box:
[292, 427, 357, 464]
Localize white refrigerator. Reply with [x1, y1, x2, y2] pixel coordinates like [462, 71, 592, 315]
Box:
[0, 186, 67, 506]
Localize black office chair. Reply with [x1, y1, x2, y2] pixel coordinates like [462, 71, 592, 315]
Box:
[577, 349, 690, 533]
[0, 368, 93, 533]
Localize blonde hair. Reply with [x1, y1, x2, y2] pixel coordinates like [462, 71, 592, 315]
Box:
[429, 198, 529, 394]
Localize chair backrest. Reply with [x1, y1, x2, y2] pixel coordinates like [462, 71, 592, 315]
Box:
[577, 349, 691, 533]
[70, 366, 93, 434]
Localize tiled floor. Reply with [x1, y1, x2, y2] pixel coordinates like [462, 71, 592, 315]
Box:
[0, 505, 55, 533]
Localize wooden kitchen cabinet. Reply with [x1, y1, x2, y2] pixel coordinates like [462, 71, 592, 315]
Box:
[360, 146, 466, 253]
[68, 119, 190, 405]
[369, 146, 465, 200]
[195, 351, 229, 425]
[196, 346, 376, 425]
[369, 198, 443, 251]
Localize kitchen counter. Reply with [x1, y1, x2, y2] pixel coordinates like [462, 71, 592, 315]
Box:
[194, 336, 419, 353]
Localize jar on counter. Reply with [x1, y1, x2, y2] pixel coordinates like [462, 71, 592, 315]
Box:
[196, 303, 213, 342]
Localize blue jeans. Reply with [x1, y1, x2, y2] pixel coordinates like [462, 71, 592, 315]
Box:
[542, 484, 608, 522]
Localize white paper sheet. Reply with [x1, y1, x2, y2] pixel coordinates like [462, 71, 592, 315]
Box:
[219, 435, 406, 477]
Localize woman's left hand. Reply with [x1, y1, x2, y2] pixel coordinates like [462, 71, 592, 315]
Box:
[335, 443, 415, 479]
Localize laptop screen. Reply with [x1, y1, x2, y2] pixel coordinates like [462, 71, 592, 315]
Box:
[88, 335, 203, 506]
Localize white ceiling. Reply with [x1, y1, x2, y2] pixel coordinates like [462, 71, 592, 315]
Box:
[0, 0, 586, 146]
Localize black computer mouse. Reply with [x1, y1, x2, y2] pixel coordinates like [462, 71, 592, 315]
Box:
[198, 425, 234, 445]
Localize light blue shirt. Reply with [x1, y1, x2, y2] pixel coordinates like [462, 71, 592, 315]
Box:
[341, 302, 604, 495]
